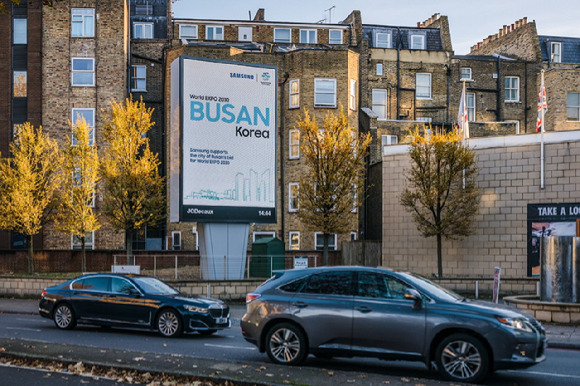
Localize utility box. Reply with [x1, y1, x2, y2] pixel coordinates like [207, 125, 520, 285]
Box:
[250, 237, 285, 277]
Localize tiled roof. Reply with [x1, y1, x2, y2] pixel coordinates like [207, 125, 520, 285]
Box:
[539, 35, 580, 63]
[362, 25, 444, 51]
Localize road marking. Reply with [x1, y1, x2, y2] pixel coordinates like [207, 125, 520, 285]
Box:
[204, 343, 256, 350]
[6, 327, 41, 332]
[506, 370, 580, 379]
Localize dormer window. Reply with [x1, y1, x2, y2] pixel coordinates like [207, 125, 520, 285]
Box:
[551, 42, 562, 63]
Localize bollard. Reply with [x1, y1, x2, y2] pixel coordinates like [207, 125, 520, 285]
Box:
[207, 284, 211, 298]
[475, 280, 479, 300]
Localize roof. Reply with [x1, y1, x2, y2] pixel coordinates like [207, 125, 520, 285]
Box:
[362, 25, 444, 51]
[539, 35, 580, 63]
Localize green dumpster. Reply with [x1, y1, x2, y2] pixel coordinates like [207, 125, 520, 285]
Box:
[250, 237, 285, 277]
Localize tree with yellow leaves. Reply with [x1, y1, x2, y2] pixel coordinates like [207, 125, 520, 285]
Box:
[100, 97, 165, 263]
[400, 127, 480, 277]
[55, 117, 100, 272]
[0, 122, 62, 274]
[295, 108, 371, 265]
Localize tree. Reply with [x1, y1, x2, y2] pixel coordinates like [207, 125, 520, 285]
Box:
[100, 97, 165, 264]
[400, 128, 480, 277]
[1, 0, 60, 14]
[0, 122, 62, 274]
[296, 109, 371, 266]
[55, 118, 100, 272]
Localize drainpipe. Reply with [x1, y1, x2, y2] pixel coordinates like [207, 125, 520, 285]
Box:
[279, 72, 290, 245]
[396, 27, 401, 120]
[496, 55, 501, 122]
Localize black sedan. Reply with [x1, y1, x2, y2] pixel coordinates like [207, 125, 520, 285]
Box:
[39, 273, 230, 337]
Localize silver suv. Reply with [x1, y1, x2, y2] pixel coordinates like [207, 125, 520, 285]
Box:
[241, 266, 546, 383]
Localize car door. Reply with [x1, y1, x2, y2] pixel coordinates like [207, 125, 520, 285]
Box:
[287, 270, 354, 352]
[351, 271, 426, 359]
[70, 276, 110, 320]
[102, 277, 155, 326]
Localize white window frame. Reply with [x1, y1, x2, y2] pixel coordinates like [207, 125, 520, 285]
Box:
[410, 34, 425, 49]
[504, 76, 520, 102]
[71, 108, 95, 145]
[133, 22, 153, 39]
[71, 57, 95, 87]
[171, 231, 181, 250]
[131, 65, 147, 92]
[289, 79, 300, 108]
[314, 78, 337, 108]
[289, 183, 299, 212]
[72, 231, 94, 250]
[206, 25, 224, 40]
[299, 29, 317, 44]
[376, 63, 383, 76]
[460, 67, 472, 81]
[329, 29, 342, 44]
[13, 18, 27, 44]
[135, 4, 152, 15]
[375, 32, 391, 48]
[372, 89, 388, 120]
[350, 232, 357, 241]
[252, 231, 276, 242]
[289, 129, 300, 159]
[467, 92, 476, 122]
[274, 28, 291, 43]
[382, 135, 398, 146]
[238, 26, 252, 41]
[179, 24, 198, 39]
[314, 232, 337, 251]
[71, 8, 94, 38]
[289, 231, 300, 250]
[551, 42, 562, 63]
[349, 79, 357, 110]
[567, 92, 580, 121]
[415, 117, 432, 123]
[416, 73, 432, 99]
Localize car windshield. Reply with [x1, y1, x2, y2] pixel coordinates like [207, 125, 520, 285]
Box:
[133, 277, 179, 296]
[398, 272, 464, 302]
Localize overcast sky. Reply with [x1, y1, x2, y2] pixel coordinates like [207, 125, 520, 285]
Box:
[172, 0, 580, 55]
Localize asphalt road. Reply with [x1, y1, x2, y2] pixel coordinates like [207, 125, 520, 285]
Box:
[2, 313, 580, 385]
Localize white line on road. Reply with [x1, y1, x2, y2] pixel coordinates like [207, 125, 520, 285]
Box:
[204, 343, 256, 350]
[6, 327, 41, 332]
[506, 370, 580, 379]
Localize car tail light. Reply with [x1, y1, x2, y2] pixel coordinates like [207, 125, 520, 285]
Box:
[41, 290, 47, 297]
[246, 293, 261, 303]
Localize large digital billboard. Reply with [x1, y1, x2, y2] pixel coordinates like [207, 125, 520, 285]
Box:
[171, 56, 277, 223]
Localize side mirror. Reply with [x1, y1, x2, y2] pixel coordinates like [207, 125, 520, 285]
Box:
[404, 288, 422, 310]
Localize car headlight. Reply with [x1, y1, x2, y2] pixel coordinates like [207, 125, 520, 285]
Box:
[184, 305, 209, 313]
[497, 317, 533, 332]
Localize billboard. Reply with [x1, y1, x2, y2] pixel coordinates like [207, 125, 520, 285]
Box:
[171, 56, 277, 223]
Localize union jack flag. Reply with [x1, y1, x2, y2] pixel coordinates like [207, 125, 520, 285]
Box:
[457, 81, 469, 139]
[536, 83, 547, 133]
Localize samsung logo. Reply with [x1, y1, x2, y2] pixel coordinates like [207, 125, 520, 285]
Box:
[230, 72, 254, 80]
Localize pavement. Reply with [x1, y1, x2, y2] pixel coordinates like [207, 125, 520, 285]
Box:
[0, 298, 579, 385]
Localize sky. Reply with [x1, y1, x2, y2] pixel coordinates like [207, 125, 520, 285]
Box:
[172, 0, 580, 55]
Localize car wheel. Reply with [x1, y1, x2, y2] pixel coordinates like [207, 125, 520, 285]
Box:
[265, 322, 307, 365]
[156, 309, 182, 337]
[435, 333, 489, 383]
[53, 303, 76, 330]
[198, 329, 217, 336]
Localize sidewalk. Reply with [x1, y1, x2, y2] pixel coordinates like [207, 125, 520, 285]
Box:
[1, 297, 578, 350]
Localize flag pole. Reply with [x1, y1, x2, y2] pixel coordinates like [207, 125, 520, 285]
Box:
[540, 70, 545, 189]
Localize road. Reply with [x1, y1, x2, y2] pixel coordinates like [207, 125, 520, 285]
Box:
[2, 313, 580, 385]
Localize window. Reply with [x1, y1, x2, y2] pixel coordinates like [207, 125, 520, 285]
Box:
[289, 79, 299, 108]
[13, 18, 27, 44]
[253, 231, 275, 242]
[329, 29, 342, 44]
[72, 168, 95, 207]
[375, 32, 391, 48]
[111, 277, 138, 294]
[299, 29, 317, 44]
[551, 42, 562, 63]
[135, 4, 152, 15]
[179, 24, 198, 39]
[289, 231, 300, 250]
[13, 71, 26, 97]
[376, 63, 383, 76]
[72, 232, 94, 250]
[303, 271, 353, 295]
[350, 232, 357, 241]
[415, 117, 432, 123]
[72, 58, 95, 86]
[238, 26, 252, 41]
[192, 230, 199, 250]
[289, 129, 300, 159]
[71, 9, 94, 37]
[504, 76, 520, 102]
[133, 22, 153, 39]
[171, 231, 181, 250]
[206, 25, 224, 40]
[467, 92, 476, 122]
[274, 28, 291, 43]
[314, 78, 337, 107]
[131, 65, 146, 91]
[372, 89, 387, 120]
[349, 79, 357, 110]
[567, 92, 580, 121]
[460, 67, 472, 81]
[382, 135, 398, 146]
[356, 272, 412, 299]
[410, 34, 425, 49]
[315, 232, 337, 251]
[71, 108, 95, 145]
[416, 73, 431, 99]
[289, 183, 299, 212]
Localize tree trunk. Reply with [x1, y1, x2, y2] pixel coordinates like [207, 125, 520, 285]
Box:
[27, 235, 34, 275]
[125, 230, 133, 265]
[323, 233, 330, 266]
[81, 236, 86, 273]
[437, 233, 443, 278]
